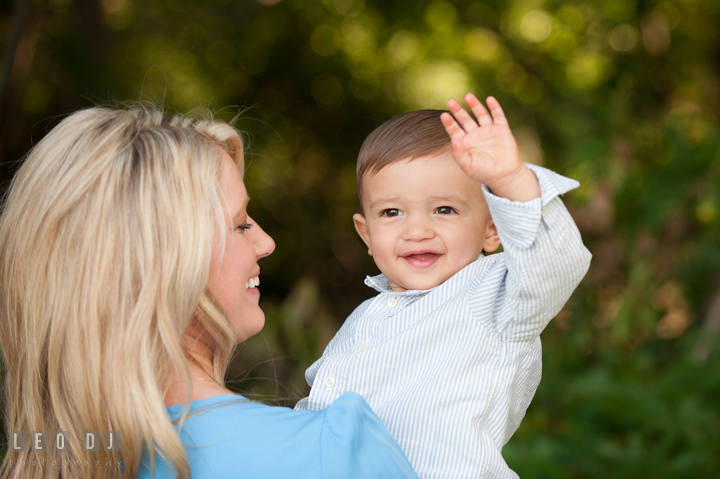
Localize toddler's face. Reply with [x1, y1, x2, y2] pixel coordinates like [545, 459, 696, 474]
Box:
[353, 152, 500, 292]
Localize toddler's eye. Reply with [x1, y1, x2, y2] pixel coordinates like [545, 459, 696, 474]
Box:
[236, 222, 253, 233]
[381, 209, 402, 217]
[435, 206, 456, 215]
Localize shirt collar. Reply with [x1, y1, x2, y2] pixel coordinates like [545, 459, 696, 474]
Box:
[364, 274, 435, 296]
[363, 253, 486, 296]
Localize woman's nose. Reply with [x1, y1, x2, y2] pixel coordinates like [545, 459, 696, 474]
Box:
[249, 217, 275, 258]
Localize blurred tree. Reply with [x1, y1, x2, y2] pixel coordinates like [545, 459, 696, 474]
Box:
[1, 0, 719, 475]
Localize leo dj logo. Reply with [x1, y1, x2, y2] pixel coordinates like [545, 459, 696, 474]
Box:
[8, 431, 121, 452]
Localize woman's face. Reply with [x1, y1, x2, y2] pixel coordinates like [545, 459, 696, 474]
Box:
[208, 151, 275, 343]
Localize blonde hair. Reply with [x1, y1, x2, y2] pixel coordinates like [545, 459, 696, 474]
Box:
[0, 106, 244, 478]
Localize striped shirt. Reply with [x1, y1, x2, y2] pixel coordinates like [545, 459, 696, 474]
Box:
[296, 165, 592, 478]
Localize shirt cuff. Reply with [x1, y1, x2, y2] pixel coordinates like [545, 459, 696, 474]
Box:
[482, 164, 580, 249]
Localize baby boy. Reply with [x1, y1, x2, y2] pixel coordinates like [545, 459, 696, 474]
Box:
[296, 94, 592, 479]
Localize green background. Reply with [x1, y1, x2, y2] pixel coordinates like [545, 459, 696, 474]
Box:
[1, 0, 719, 476]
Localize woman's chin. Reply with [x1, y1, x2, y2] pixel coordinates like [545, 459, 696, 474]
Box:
[234, 311, 266, 343]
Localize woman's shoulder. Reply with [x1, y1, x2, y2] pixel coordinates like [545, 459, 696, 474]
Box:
[169, 391, 372, 439]
[139, 392, 417, 479]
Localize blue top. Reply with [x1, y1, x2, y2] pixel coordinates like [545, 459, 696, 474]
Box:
[137, 392, 418, 479]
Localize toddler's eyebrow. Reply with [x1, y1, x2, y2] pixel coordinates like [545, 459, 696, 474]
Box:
[369, 197, 401, 209]
[369, 195, 469, 209]
[428, 195, 469, 206]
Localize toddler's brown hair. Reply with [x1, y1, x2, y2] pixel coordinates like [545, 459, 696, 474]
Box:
[356, 109, 454, 212]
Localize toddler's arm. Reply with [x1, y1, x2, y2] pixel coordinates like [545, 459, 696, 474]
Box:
[442, 94, 591, 341]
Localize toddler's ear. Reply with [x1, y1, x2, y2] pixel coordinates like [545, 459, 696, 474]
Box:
[353, 213, 373, 255]
[482, 219, 501, 253]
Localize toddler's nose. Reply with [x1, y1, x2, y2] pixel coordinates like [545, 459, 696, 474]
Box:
[402, 215, 435, 242]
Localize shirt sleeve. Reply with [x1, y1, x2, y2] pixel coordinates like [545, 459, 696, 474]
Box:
[481, 163, 592, 341]
[320, 392, 419, 479]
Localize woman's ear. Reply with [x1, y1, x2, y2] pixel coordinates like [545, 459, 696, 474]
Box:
[482, 219, 501, 253]
[353, 213, 373, 255]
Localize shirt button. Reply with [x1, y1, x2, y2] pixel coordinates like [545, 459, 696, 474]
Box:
[324, 376, 336, 388]
[359, 342, 370, 351]
[386, 296, 398, 308]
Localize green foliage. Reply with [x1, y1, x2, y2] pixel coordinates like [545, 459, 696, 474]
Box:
[1, 0, 719, 475]
[505, 331, 720, 477]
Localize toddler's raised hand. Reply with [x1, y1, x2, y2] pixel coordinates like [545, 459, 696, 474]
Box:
[441, 94, 540, 202]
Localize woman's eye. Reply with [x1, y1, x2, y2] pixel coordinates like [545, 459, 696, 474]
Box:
[236, 222, 253, 233]
[381, 209, 401, 217]
[436, 206, 456, 215]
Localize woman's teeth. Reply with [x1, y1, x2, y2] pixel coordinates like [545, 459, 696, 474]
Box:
[246, 276, 260, 289]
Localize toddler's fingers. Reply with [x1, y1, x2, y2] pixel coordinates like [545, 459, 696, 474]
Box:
[485, 96, 509, 126]
[440, 112, 466, 141]
[450, 139, 472, 171]
[465, 93, 493, 127]
[446, 98, 479, 132]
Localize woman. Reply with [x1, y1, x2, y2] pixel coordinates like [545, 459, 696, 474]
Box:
[0, 107, 418, 478]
